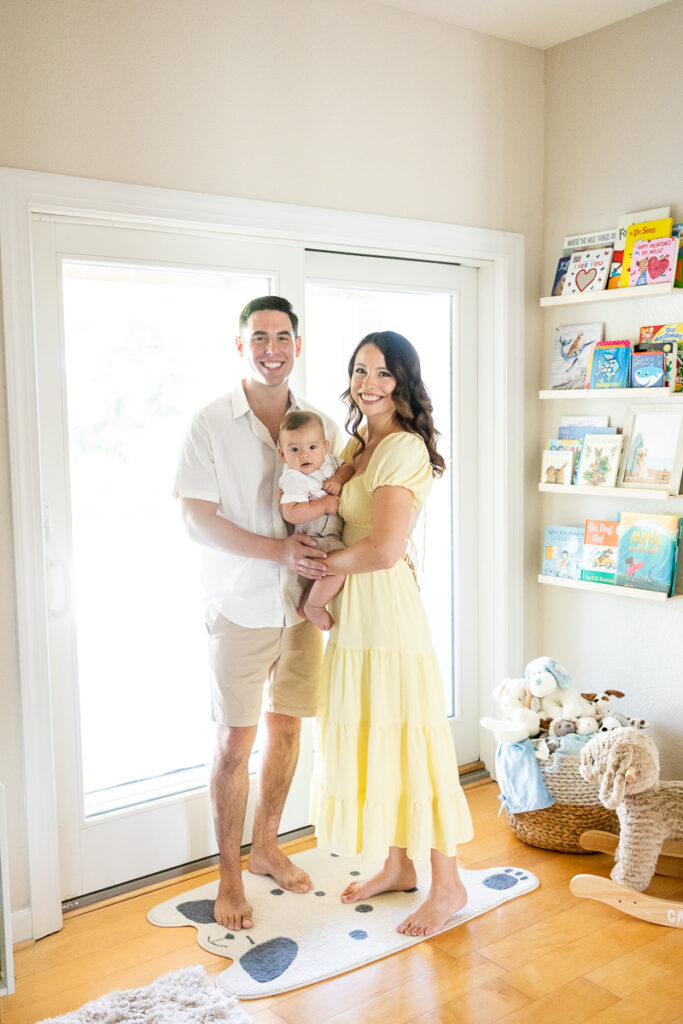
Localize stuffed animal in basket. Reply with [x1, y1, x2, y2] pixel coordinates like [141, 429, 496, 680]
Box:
[480, 677, 541, 744]
[525, 656, 598, 736]
[583, 690, 650, 732]
[579, 727, 683, 892]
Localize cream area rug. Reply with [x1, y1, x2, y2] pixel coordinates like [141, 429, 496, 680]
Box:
[148, 848, 539, 999]
[35, 966, 254, 1024]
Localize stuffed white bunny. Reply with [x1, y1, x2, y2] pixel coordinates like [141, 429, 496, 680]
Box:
[480, 677, 541, 744]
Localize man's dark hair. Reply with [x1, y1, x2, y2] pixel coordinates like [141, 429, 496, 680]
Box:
[238, 296, 298, 337]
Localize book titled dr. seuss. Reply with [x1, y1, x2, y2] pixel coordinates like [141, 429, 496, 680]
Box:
[615, 512, 682, 595]
[581, 519, 619, 584]
[542, 526, 583, 579]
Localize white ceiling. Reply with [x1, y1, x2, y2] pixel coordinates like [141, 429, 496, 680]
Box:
[367, 0, 672, 49]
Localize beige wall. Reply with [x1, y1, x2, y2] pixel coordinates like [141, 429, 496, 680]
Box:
[543, 0, 683, 776]
[0, 0, 544, 918]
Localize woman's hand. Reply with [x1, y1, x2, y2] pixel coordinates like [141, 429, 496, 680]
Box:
[279, 534, 327, 579]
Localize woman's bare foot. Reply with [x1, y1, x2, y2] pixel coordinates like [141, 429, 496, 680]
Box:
[213, 874, 254, 930]
[304, 601, 334, 630]
[341, 858, 417, 903]
[397, 877, 468, 937]
[248, 844, 313, 894]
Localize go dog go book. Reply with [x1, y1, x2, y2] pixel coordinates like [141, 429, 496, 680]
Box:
[581, 519, 619, 584]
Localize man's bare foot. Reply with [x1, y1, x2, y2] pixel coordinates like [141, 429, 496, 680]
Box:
[341, 861, 417, 903]
[396, 879, 468, 937]
[248, 845, 313, 894]
[304, 602, 334, 630]
[213, 875, 253, 930]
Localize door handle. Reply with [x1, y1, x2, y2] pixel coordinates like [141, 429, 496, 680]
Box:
[46, 558, 72, 618]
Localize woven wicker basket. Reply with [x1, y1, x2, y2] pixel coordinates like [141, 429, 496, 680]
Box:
[506, 750, 619, 853]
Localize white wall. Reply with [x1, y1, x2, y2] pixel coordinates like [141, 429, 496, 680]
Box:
[0, 0, 544, 920]
[543, 0, 683, 776]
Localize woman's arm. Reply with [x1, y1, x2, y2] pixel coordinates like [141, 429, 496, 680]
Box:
[324, 485, 414, 574]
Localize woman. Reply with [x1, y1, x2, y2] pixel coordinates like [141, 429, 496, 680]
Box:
[310, 331, 474, 937]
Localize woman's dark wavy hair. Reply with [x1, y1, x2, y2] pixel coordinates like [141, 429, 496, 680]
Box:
[342, 331, 446, 477]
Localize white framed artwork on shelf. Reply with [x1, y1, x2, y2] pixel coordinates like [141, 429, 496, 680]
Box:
[618, 404, 683, 494]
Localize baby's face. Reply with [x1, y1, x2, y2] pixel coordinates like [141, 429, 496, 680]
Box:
[279, 424, 329, 474]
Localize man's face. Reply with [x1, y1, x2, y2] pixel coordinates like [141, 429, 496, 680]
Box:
[236, 309, 301, 388]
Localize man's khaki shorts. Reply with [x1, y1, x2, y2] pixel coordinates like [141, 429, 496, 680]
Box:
[205, 612, 323, 727]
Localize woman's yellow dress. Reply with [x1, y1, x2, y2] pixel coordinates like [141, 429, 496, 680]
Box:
[310, 432, 474, 861]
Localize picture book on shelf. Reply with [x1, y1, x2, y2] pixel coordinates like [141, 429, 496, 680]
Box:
[575, 434, 623, 488]
[551, 254, 571, 296]
[637, 323, 683, 391]
[673, 224, 683, 288]
[615, 512, 681, 595]
[581, 519, 619, 584]
[542, 525, 583, 579]
[630, 350, 666, 388]
[556, 424, 618, 484]
[559, 415, 609, 428]
[549, 322, 604, 390]
[564, 229, 617, 251]
[541, 448, 574, 486]
[588, 340, 631, 389]
[561, 248, 612, 295]
[620, 217, 674, 285]
[628, 236, 679, 287]
[615, 206, 670, 252]
[607, 251, 623, 289]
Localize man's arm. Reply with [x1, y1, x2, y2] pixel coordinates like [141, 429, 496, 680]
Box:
[180, 498, 327, 578]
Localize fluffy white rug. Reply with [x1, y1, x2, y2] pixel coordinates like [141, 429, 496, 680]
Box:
[36, 965, 254, 1024]
[148, 848, 539, 999]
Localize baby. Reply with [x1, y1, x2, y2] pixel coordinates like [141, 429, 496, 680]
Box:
[278, 410, 353, 629]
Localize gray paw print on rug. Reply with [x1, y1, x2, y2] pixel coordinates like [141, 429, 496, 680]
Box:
[482, 868, 529, 890]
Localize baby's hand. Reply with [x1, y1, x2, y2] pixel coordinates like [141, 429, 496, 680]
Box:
[323, 475, 342, 495]
[322, 494, 339, 515]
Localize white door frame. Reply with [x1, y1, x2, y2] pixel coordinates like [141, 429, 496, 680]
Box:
[0, 167, 524, 940]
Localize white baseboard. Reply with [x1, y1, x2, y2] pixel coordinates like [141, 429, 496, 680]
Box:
[11, 907, 33, 946]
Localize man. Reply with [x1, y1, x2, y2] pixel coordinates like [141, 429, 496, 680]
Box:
[174, 296, 341, 930]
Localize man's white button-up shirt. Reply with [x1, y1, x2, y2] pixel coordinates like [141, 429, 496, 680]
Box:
[174, 383, 343, 628]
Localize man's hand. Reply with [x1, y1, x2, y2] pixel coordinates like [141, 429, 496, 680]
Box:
[279, 534, 327, 579]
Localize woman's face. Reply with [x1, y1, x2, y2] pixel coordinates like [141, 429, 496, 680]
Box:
[350, 343, 397, 420]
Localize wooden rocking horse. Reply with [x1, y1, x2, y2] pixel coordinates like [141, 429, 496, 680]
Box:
[568, 728, 683, 928]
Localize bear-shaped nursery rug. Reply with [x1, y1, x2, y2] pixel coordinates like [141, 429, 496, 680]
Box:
[148, 848, 538, 998]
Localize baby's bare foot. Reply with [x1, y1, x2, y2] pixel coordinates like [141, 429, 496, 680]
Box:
[341, 861, 417, 903]
[397, 880, 468, 937]
[248, 845, 313, 894]
[304, 602, 334, 630]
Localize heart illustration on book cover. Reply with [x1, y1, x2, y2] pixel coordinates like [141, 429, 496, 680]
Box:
[575, 268, 597, 291]
[648, 255, 670, 279]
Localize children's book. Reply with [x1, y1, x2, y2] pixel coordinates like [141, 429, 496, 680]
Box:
[628, 236, 679, 287]
[575, 434, 623, 488]
[581, 519, 619, 584]
[559, 415, 609, 427]
[615, 512, 682, 595]
[615, 206, 670, 252]
[673, 224, 683, 288]
[542, 525, 584, 579]
[620, 217, 674, 285]
[549, 322, 604, 390]
[551, 254, 571, 296]
[541, 449, 574, 486]
[561, 248, 612, 295]
[588, 340, 631, 389]
[637, 323, 683, 391]
[630, 350, 666, 388]
[556, 424, 618, 484]
[564, 229, 617, 251]
[607, 250, 623, 289]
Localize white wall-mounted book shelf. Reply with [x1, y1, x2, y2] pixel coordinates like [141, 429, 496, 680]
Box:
[537, 574, 681, 601]
[539, 388, 681, 400]
[540, 282, 676, 308]
[538, 483, 680, 501]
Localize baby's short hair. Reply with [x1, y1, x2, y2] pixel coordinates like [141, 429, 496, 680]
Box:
[279, 410, 326, 438]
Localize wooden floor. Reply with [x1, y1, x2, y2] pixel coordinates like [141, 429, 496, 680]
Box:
[5, 782, 683, 1024]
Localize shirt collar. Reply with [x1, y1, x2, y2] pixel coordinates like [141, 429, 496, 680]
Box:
[230, 381, 301, 420]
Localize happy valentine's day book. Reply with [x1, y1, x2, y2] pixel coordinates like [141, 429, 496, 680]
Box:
[581, 519, 619, 584]
[549, 322, 604, 390]
[542, 525, 583, 579]
[615, 512, 681, 595]
[628, 236, 679, 287]
[561, 248, 612, 295]
[620, 217, 674, 285]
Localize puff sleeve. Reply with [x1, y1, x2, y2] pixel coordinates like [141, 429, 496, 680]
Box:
[365, 433, 433, 506]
